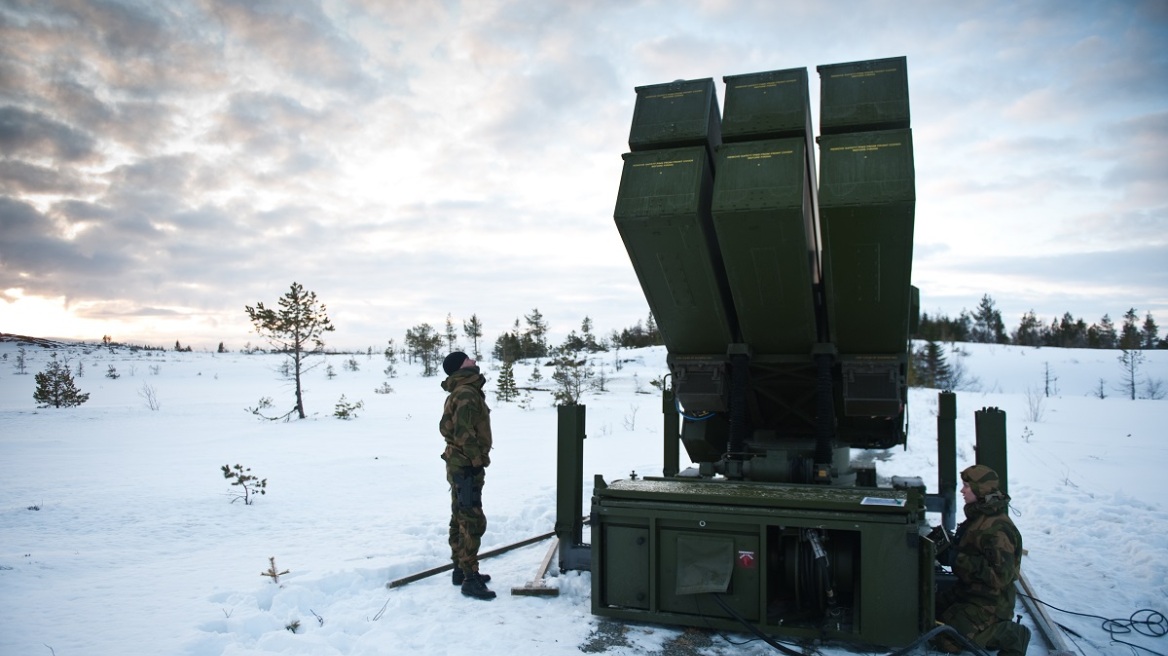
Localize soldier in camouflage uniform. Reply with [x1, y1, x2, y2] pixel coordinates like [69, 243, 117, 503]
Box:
[439, 351, 496, 600]
[935, 465, 1030, 655]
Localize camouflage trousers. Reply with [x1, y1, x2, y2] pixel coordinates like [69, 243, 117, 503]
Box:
[938, 595, 1031, 656]
[447, 464, 487, 575]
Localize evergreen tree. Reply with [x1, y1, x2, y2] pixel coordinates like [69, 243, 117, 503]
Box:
[14, 345, 28, 375]
[1054, 312, 1088, 348]
[523, 308, 550, 359]
[1012, 310, 1043, 347]
[245, 282, 336, 419]
[971, 295, 1006, 343]
[382, 339, 399, 377]
[645, 311, 662, 345]
[1088, 314, 1117, 349]
[1142, 312, 1160, 350]
[551, 355, 593, 406]
[911, 340, 952, 389]
[914, 311, 972, 343]
[34, 354, 91, 408]
[495, 360, 519, 402]
[492, 319, 522, 364]
[1117, 348, 1145, 400]
[444, 314, 459, 352]
[560, 317, 604, 355]
[404, 323, 443, 376]
[463, 314, 484, 359]
[1119, 308, 1142, 349]
[615, 317, 661, 348]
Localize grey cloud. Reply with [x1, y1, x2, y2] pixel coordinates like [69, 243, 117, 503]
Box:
[105, 154, 200, 198]
[5, 1, 227, 97]
[0, 106, 97, 162]
[221, 92, 322, 134]
[208, 0, 374, 93]
[0, 197, 132, 293]
[50, 78, 179, 151]
[1102, 111, 1168, 190]
[0, 160, 98, 195]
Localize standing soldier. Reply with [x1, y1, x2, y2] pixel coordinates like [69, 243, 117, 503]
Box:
[439, 351, 495, 600]
[936, 465, 1030, 655]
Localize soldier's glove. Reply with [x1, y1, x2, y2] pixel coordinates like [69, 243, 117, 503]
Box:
[453, 466, 483, 509]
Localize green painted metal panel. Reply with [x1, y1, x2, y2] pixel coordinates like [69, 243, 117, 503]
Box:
[712, 138, 818, 353]
[722, 67, 812, 142]
[602, 524, 650, 609]
[818, 56, 910, 135]
[819, 130, 915, 354]
[614, 147, 737, 353]
[628, 78, 722, 162]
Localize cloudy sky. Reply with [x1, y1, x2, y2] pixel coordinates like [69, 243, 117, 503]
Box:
[2, 0, 1166, 351]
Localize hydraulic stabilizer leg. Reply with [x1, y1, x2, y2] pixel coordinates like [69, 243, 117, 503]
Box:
[556, 404, 590, 572]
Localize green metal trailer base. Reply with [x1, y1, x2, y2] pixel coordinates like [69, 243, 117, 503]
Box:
[591, 477, 934, 648]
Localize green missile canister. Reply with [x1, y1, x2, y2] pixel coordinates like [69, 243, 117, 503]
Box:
[818, 128, 916, 356]
[818, 56, 910, 135]
[614, 146, 737, 353]
[628, 78, 722, 167]
[721, 67, 814, 142]
[711, 138, 819, 353]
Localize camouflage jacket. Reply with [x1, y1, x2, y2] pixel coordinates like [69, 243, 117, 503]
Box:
[952, 493, 1022, 620]
[439, 368, 492, 468]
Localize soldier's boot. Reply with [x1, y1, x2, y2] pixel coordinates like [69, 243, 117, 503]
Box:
[986, 622, 1031, 656]
[452, 568, 491, 585]
[460, 572, 496, 600]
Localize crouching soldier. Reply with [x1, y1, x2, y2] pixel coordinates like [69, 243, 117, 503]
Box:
[936, 465, 1031, 655]
[439, 351, 495, 600]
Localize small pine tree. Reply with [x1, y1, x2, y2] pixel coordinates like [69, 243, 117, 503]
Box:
[552, 356, 594, 406]
[221, 463, 267, 504]
[333, 394, 364, 419]
[495, 360, 519, 402]
[34, 355, 91, 408]
[14, 346, 28, 374]
[1117, 349, 1145, 400]
[910, 340, 951, 389]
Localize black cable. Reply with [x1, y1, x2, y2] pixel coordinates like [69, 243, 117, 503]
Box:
[709, 593, 811, 656]
[710, 592, 996, 656]
[885, 624, 992, 656]
[1018, 592, 1167, 656]
[690, 593, 767, 648]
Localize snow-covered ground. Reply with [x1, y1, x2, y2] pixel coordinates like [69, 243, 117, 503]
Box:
[1, 339, 1166, 656]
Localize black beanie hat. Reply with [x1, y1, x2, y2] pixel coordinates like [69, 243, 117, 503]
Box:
[443, 351, 469, 375]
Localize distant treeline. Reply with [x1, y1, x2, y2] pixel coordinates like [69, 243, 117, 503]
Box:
[914, 295, 1164, 350]
[84, 294, 1165, 358]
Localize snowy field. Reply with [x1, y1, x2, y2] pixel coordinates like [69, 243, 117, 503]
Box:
[1, 338, 1166, 656]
